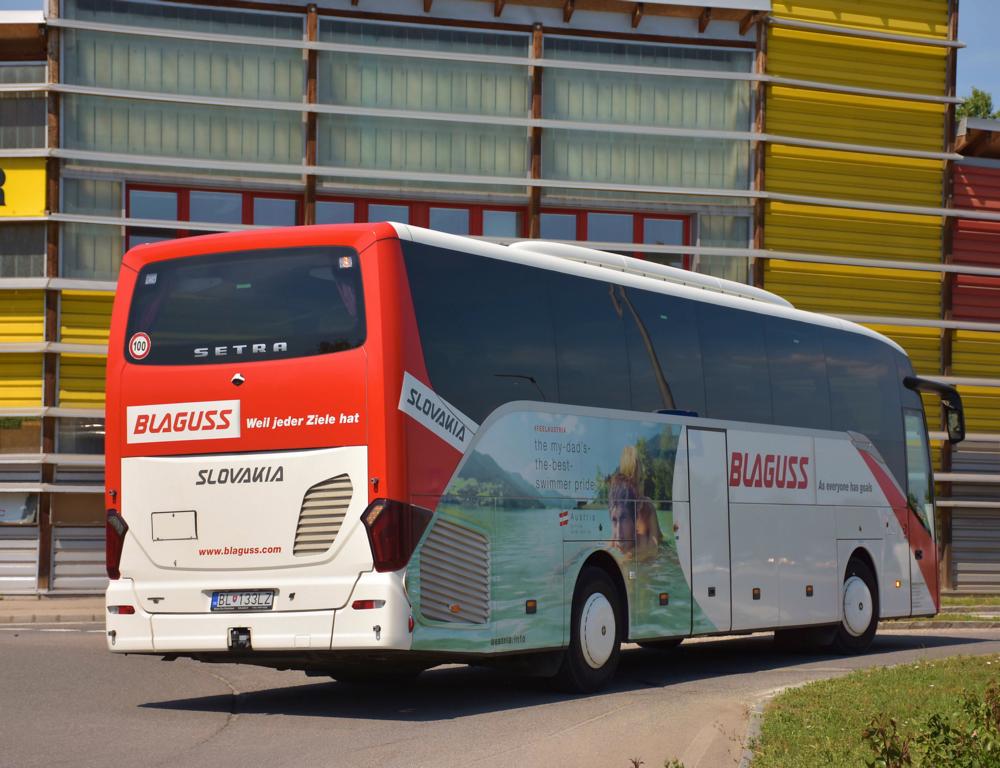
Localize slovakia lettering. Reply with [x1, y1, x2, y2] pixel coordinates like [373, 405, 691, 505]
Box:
[196, 466, 284, 486]
[406, 388, 468, 443]
[729, 452, 810, 490]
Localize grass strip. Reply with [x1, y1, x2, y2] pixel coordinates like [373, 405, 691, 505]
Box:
[941, 595, 1000, 607]
[750, 654, 1000, 768]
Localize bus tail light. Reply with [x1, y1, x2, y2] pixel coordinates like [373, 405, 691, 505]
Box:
[361, 499, 432, 573]
[108, 605, 135, 615]
[106, 509, 129, 580]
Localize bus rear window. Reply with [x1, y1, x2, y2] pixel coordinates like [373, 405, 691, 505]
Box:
[125, 246, 365, 365]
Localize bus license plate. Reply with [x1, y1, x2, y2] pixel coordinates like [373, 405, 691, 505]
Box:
[211, 590, 274, 611]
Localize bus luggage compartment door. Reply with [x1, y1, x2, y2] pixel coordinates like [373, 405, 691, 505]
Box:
[687, 428, 732, 634]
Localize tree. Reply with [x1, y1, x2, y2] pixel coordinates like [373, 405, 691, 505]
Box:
[957, 87, 998, 120]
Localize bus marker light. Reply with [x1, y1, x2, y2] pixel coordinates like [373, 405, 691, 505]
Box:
[895, 580, 902, 588]
[659, 593, 669, 606]
[408, 615, 414, 633]
[806, 585, 814, 597]
[352, 600, 385, 610]
[449, 604, 461, 614]
[752, 588, 761, 601]
[108, 605, 135, 615]
[525, 600, 537, 614]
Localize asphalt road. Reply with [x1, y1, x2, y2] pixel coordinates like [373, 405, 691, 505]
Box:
[3, 625, 1000, 768]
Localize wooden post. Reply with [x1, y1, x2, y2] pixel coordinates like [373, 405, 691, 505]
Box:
[751, 13, 767, 288]
[38, 1, 60, 592]
[528, 24, 543, 239]
[304, 4, 318, 225]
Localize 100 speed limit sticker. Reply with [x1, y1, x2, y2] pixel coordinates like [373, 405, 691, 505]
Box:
[129, 332, 151, 360]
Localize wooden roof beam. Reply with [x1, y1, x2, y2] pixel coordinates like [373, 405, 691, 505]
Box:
[563, 0, 575, 24]
[740, 11, 763, 36]
[698, 7, 712, 33]
[632, 3, 644, 29]
[494, 0, 505, 18]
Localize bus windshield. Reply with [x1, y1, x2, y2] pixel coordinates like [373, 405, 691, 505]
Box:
[124, 246, 365, 365]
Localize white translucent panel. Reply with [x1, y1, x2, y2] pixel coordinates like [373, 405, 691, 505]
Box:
[318, 115, 527, 178]
[0, 94, 45, 149]
[56, 418, 105, 455]
[692, 215, 751, 283]
[253, 197, 297, 226]
[190, 191, 242, 224]
[64, 30, 304, 102]
[429, 207, 469, 235]
[542, 130, 749, 191]
[320, 19, 529, 56]
[367, 204, 408, 223]
[64, 0, 303, 39]
[482, 210, 520, 238]
[0, 493, 37, 524]
[544, 36, 753, 73]
[0, 64, 46, 84]
[539, 213, 577, 240]
[0, 225, 45, 277]
[64, 178, 122, 216]
[61, 222, 124, 281]
[64, 95, 303, 165]
[315, 201, 355, 224]
[544, 71, 750, 132]
[129, 189, 177, 221]
[587, 212, 632, 243]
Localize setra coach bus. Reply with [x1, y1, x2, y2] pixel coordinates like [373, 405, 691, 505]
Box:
[104, 223, 965, 692]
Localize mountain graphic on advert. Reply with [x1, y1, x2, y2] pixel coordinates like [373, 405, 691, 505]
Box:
[447, 450, 559, 508]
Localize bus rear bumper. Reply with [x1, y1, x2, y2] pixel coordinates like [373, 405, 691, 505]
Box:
[105, 572, 413, 654]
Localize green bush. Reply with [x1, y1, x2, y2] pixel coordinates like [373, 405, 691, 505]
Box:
[863, 684, 1000, 767]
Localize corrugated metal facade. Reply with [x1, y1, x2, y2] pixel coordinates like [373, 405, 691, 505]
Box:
[762, 0, 951, 441]
[0, 354, 43, 407]
[0, 290, 44, 343]
[59, 291, 114, 345]
[58, 355, 107, 409]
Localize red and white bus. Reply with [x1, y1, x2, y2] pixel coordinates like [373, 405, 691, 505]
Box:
[105, 223, 964, 692]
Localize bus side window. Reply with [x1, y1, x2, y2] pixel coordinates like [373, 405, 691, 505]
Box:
[825, 330, 905, 486]
[698, 303, 771, 423]
[547, 272, 631, 411]
[620, 287, 705, 416]
[764, 316, 831, 430]
[903, 409, 935, 536]
[402, 242, 557, 424]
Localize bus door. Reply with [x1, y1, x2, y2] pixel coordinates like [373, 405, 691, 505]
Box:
[688, 428, 732, 634]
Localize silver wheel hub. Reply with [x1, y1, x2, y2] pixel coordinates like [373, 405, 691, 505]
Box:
[580, 593, 616, 669]
[842, 575, 873, 637]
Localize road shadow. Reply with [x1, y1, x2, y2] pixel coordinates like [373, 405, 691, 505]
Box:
[141, 629, 997, 722]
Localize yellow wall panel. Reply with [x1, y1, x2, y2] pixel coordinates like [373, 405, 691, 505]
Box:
[58, 354, 106, 409]
[866, 324, 941, 375]
[766, 86, 946, 153]
[0, 290, 44, 343]
[0, 353, 43, 407]
[957, 387, 1000, 434]
[59, 291, 114, 345]
[763, 260, 941, 318]
[768, 27, 948, 96]
[952, 331, 1000, 380]
[766, 144, 944, 208]
[764, 201, 944, 263]
[771, 1, 949, 40]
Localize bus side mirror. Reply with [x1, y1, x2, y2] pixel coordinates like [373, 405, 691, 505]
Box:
[904, 376, 965, 444]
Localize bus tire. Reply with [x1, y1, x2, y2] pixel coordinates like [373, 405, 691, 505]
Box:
[555, 567, 623, 693]
[831, 556, 879, 654]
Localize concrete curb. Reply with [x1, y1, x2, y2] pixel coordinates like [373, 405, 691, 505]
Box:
[880, 621, 1000, 629]
[738, 687, 787, 768]
[0, 613, 104, 624]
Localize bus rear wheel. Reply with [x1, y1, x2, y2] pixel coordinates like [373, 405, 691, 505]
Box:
[555, 567, 623, 693]
[831, 556, 879, 654]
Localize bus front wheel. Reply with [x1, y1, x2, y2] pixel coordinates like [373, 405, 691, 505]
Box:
[555, 567, 623, 693]
[831, 556, 879, 654]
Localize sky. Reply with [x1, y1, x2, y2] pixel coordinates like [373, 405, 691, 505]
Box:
[0, 0, 997, 98]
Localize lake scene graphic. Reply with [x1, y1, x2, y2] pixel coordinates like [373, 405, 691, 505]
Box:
[410, 408, 715, 654]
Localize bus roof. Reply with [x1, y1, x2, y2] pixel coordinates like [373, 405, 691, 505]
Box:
[391, 223, 905, 357]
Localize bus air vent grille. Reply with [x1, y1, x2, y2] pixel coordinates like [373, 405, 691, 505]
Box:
[293, 474, 352, 557]
[419, 519, 490, 624]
